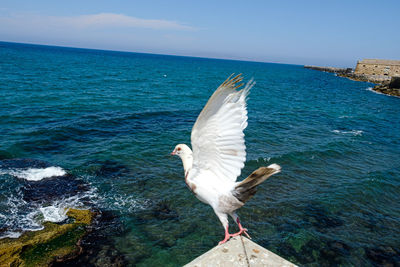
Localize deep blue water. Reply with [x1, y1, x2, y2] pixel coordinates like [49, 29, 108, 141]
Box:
[0, 41, 399, 266]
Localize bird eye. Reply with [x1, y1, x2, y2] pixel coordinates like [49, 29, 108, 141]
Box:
[177, 147, 181, 151]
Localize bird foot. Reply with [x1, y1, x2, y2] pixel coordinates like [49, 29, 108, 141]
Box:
[218, 226, 236, 245]
[218, 234, 236, 245]
[232, 228, 251, 239]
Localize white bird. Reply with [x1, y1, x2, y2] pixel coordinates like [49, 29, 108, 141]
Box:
[171, 74, 281, 245]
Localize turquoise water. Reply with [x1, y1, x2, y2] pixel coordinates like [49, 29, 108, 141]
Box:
[0, 41, 399, 266]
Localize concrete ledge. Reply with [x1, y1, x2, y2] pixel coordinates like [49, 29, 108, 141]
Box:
[184, 236, 297, 267]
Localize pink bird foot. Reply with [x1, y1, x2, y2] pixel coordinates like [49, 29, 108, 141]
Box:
[232, 218, 251, 239]
[232, 227, 251, 239]
[218, 227, 235, 245]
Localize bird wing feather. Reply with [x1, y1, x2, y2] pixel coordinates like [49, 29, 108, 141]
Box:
[191, 74, 254, 183]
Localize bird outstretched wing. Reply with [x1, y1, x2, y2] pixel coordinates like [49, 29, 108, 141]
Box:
[191, 74, 254, 183]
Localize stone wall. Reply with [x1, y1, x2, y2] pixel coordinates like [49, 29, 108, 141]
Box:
[355, 59, 400, 77]
[304, 65, 353, 74]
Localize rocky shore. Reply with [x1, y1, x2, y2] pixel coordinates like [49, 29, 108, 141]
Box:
[0, 209, 95, 266]
[338, 74, 400, 97]
[305, 65, 400, 97]
[304, 65, 353, 75]
[337, 73, 391, 84]
[370, 77, 400, 97]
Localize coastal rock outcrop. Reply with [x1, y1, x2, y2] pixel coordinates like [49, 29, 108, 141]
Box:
[371, 77, 400, 97]
[304, 65, 353, 75]
[337, 73, 392, 84]
[0, 208, 95, 266]
[304, 64, 400, 97]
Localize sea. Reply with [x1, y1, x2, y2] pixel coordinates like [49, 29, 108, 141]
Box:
[0, 41, 399, 266]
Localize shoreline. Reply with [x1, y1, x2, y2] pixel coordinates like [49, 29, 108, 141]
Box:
[304, 65, 400, 97]
[339, 73, 400, 97]
[0, 209, 95, 266]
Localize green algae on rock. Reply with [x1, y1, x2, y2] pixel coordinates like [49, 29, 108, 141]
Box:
[0, 209, 95, 267]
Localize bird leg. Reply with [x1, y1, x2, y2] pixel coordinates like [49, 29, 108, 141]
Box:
[230, 213, 251, 239]
[218, 226, 236, 245]
[216, 211, 235, 245]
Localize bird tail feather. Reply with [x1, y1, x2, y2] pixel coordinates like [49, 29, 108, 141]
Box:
[233, 164, 281, 203]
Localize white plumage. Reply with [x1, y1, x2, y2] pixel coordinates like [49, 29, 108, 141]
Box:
[171, 74, 281, 245]
[191, 75, 249, 183]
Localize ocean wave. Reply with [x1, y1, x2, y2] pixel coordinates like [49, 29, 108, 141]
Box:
[366, 86, 400, 98]
[39, 206, 68, 223]
[366, 87, 379, 93]
[366, 87, 385, 96]
[0, 158, 151, 240]
[0, 159, 95, 239]
[96, 193, 150, 214]
[332, 129, 363, 136]
[257, 157, 271, 163]
[0, 168, 149, 239]
[0, 189, 95, 239]
[0, 166, 66, 181]
[1, 231, 22, 239]
[0, 192, 43, 238]
[339, 115, 353, 119]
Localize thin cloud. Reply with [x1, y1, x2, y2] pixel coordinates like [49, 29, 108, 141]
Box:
[64, 13, 194, 30]
[0, 12, 195, 31]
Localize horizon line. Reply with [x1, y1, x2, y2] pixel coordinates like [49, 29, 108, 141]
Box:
[0, 40, 306, 67]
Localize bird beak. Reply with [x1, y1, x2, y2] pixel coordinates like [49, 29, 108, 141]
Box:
[170, 150, 176, 156]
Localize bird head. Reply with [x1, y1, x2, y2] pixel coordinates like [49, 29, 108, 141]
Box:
[171, 144, 191, 158]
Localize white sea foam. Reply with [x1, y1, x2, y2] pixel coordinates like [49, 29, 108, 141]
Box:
[2, 231, 22, 239]
[39, 206, 68, 223]
[0, 185, 96, 239]
[21, 210, 44, 231]
[332, 129, 363, 136]
[0, 194, 89, 239]
[339, 115, 353, 119]
[0, 169, 149, 239]
[366, 87, 400, 98]
[256, 157, 271, 163]
[366, 87, 385, 96]
[1, 166, 66, 181]
[0, 192, 44, 238]
[97, 194, 150, 213]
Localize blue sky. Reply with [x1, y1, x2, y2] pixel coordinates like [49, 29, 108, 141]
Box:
[1, 0, 399, 67]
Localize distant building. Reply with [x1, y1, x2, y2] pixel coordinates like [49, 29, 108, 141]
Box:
[355, 59, 400, 77]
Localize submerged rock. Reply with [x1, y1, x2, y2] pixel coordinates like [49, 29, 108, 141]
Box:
[0, 209, 95, 267]
[21, 174, 89, 203]
[55, 210, 126, 267]
[0, 150, 13, 160]
[365, 246, 400, 266]
[0, 158, 93, 237]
